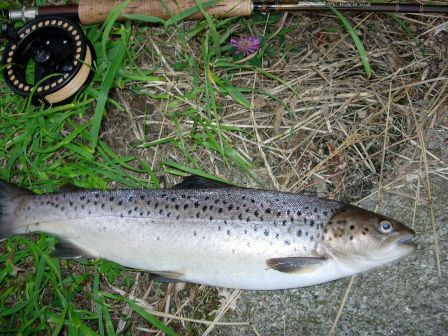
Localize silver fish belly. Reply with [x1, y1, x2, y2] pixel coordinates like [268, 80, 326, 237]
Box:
[0, 178, 415, 290]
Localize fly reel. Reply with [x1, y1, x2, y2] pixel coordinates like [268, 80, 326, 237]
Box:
[1, 16, 95, 105]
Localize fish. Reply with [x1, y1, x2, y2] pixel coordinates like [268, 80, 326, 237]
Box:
[0, 176, 415, 290]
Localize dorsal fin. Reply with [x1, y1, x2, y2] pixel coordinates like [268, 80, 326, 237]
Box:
[173, 175, 233, 189]
[59, 183, 84, 193]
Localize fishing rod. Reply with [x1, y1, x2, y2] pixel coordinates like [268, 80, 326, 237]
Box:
[1, 1, 447, 104]
[3, 1, 448, 24]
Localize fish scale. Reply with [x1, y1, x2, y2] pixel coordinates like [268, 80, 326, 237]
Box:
[0, 177, 415, 290]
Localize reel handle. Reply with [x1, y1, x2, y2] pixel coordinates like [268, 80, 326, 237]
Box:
[78, 0, 253, 24]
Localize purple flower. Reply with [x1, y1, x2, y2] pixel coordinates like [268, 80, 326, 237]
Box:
[230, 36, 260, 56]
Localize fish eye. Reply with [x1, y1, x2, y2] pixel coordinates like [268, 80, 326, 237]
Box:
[379, 220, 393, 233]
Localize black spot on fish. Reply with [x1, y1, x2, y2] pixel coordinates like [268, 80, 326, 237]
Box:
[209, 205, 214, 210]
[214, 199, 219, 204]
[140, 195, 145, 200]
[228, 204, 233, 210]
[118, 200, 123, 206]
[155, 202, 159, 208]
[282, 220, 287, 226]
[60, 207, 64, 211]
[323, 211, 328, 216]
[227, 230, 231, 236]
[134, 206, 138, 211]
[203, 236, 206, 240]
[297, 230, 302, 237]
[194, 231, 197, 236]
[194, 202, 199, 208]
[176, 215, 180, 220]
[277, 211, 281, 217]
[161, 193, 166, 198]
[304, 218, 308, 224]
[290, 217, 294, 223]
[310, 235, 314, 242]
[175, 204, 179, 210]
[202, 206, 207, 212]
[242, 196, 246, 200]
[69, 202, 73, 206]
[218, 226, 221, 231]
[159, 209, 163, 214]
[350, 225, 355, 230]
[54, 204, 59, 208]
[147, 211, 150, 215]
[184, 204, 189, 210]
[254, 210, 259, 217]
[251, 198, 255, 203]
[328, 221, 333, 225]
[305, 231, 309, 236]
[287, 210, 291, 215]
[87, 200, 91, 204]
[297, 211, 301, 216]
[165, 204, 169, 210]
[205, 196, 210, 201]
[101, 204, 105, 209]
[157, 237, 160, 241]
[245, 208, 250, 213]
[218, 208, 223, 213]
[196, 212, 200, 218]
[170, 197, 176, 202]
[224, 220, 228, 224]
[264, 229, 269, 236]
[128, 196, 133, 202]
[284, 240, 291, 245]
[88, 210, 92, 214]
[94, 201, 98, 206]
[246, 217, 250, 222]
[276, 233, 280, 239]
[362, 232, 366, 235]
[266, 208, 271, 214]
[140, 212, 143, 216]
[365, 227, 369, 232]
[209, 216, 213, 221]
[238, 214, 243, 220]
[40, 201, 44, 205]
[244, 229, 247, 234]
[95, 193, 100, 198]
[80, 196, 85, 201]
[314, 208, 318, 213]
[167, 212, 171, 217]
[128, 210, 132, 214]
[223, 200, 227, 204]
[349, 236, 353, 240]
[260, 216, 264, 222]
[147, 200, 151, 205]
[243, 204, 247, 208]
[236, 206, 240, 210]
[310, 220, 315, 227]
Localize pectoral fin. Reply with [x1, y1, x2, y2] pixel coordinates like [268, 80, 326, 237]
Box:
[266, 257, 326, 273]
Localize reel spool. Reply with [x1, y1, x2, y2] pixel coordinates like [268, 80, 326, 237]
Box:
[1, 16, 95, 105]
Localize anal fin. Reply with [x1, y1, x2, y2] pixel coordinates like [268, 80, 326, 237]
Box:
[50, 239, 96, 259]
[149, 271, 184, 283]
[266, 257, 326, 273]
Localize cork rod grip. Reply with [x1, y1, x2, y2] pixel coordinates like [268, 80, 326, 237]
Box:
[78, 0, 253, 24]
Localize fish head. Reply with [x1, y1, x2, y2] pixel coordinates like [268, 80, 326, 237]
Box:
[321, 205, 415, 270]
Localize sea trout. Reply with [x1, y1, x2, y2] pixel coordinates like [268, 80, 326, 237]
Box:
[0, 176, 415, 290]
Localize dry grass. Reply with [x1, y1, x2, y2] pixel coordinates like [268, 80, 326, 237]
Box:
[98, 7, 447, 335]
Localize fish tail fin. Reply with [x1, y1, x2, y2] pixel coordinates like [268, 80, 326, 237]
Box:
[0, 179, 33, 241]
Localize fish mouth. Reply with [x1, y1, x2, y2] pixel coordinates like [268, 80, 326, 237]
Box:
[396, 233, 415, 246]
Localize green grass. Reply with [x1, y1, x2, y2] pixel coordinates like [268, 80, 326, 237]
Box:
[0, 2, 372, 334]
